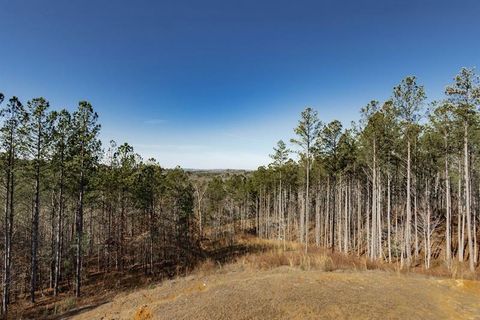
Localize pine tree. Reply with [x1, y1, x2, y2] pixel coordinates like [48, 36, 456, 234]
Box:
[270, 140, 290, 246]
[113, 142, 137, 271]
[445, 67, 480, 272]
[0, 96, 28, 315]
[429, 101, 455, 267]
[393, 76, 426, 266]
[318, 120, 343, 251]
[26, 97, 55, 302]
[51, 109, 72, 296]
[291, 107, 321, 252]
[70, 101, 101, 297]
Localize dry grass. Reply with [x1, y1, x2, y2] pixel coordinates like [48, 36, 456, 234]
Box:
[201, 238, 392, 276]
[417, 259, 479, 279]
[14, 236, 479, 319]
[133, 304, 153, 320]
[216, 237, 479, 281]
[72, 255, 480, 320]
[243, 249, 386, 273]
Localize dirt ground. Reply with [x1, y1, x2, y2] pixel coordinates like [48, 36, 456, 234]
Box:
[70, 266, 480, 320]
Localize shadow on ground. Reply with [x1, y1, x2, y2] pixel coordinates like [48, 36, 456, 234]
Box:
[14, 237, 267, 320]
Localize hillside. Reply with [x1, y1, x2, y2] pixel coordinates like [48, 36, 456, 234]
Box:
[58, 239, 480, 320]
[71, 266, 480, 320]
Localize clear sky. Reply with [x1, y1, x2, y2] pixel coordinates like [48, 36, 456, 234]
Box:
[1, 0, 479, 169]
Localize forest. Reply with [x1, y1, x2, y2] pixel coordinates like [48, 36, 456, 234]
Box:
[0, 67, 479, 318]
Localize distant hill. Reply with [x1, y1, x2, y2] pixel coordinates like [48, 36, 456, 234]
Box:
[183, 168, 252, 174]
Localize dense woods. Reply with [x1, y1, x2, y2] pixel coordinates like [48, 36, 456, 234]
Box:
[246, 68, 480, 273]
[0, 67, 479, 317]
[0, 96, 199, 317]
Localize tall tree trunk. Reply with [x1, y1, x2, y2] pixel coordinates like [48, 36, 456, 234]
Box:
[315, 184, 320, 247]
[445, 149, 452, 267]
[343, 183, 349, 253]
[458, 160, 464, 262]
[331, 177, 337, 252]
[325, 177, 330, 248]
[120, 190, 125, 271]
[30, 154, 41, 303]
[299, 190, 304, 244]
[305, 157, 309, 252]
[149, 198, 155, 274]
[2, 146, 13, 316]
[424, 182, 432, 269]
[371, 140, 377, 259]
[463, 122, 474, 272]
[387, 175, 392, 263]
[414, 190, 419, 259]
[406, 140, 412, 266]
[377, 175, 382, 259]
[356, 180, 361, 256]
[54, 162, 64, 296]
[366, 181, 370, 257]
[75, 167, 85, 297]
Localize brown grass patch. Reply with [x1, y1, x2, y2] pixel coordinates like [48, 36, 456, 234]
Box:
[194, 258, 218, 275]
[234, 241, 385, 273]
[231, 238, 478, 281]
[134, 304, 153, 320]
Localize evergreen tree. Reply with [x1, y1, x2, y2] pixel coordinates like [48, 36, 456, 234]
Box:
[445, 67, 480, 271]
[0, 96, 28, 315]
[429, 101, 456, 267]
[70, 101, 101, 297]
[51, 109, 72, 296]
[318, 120, 343, 251]
[393, 76, 426, 266]
[291, 107, 321, 252]
[25, 97, 55, 302]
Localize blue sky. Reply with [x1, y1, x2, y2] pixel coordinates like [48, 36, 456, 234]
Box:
[1, 0, 479, 169]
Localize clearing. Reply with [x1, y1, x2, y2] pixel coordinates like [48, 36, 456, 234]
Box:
[71, 263, 480, 319]
[17, 239, 480, 319]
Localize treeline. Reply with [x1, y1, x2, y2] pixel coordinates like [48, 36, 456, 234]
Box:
[194, 67, 480, 273]
[0, 95, 198, 317]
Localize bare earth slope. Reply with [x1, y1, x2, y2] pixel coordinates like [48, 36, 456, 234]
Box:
[71, 267, 480, 320]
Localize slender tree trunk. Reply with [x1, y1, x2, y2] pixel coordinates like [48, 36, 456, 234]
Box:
[75, 164, 85, 297]
[371, 141, 377, 259]
[2, 145, 13, 316]
[316, 184, 320, 247]
[463, 122, 474, 272]
[387, 175, 392, 263]
[325, 177, 330, 248]
[445, 150, 452, 267]
[120, 190, 125, 271]
[331, 177, 337, 252]
[30, 154, 41, 303]
[50, 195, 56, 289]
[458, 160, 464, 262]
[149, 199, 155, 274]
[424, 183, 432, 269]
[406, 140, 412, 266]
[54, 161, 64, 296]
[366, 181, 370, 257]
[299, 190, 304, 244]
[427, 189, 431, 269]
[377, 175, 382, 259]
[305, 156, 309, 252]
[343, 183, 348, 253]
[356, 179, 361, 256]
